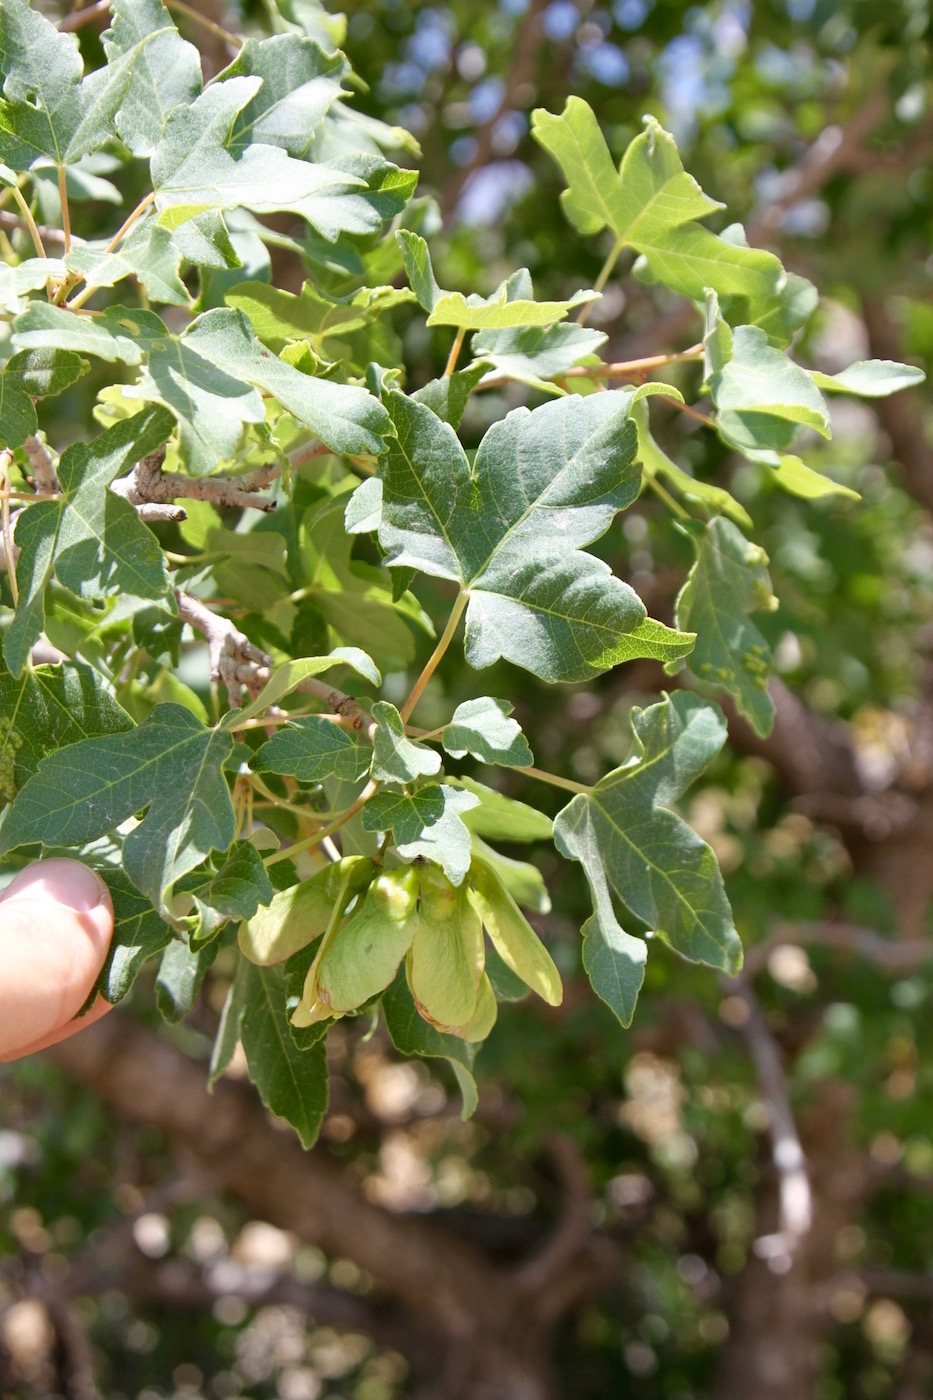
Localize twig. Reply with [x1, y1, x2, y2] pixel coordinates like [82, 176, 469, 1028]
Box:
[726, 981, 812, 1270]
[399, 591, 467, 722]
[57, 166, 72, 254]
[164, 0, 241, 50]
[113, 449, 281, 514]
[23, 435, 60, 494]
[135, 502, 188, 523]
[0, 209, 70, 246]
[175, 591, 273, 706]
[0, 452, 18, 606]
[477, 344, 704, 392]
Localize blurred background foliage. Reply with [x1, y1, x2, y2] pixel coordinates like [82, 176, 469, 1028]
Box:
[2, 0, 933, 1397]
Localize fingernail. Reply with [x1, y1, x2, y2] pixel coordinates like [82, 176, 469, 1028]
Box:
[0, 859, 108, 914]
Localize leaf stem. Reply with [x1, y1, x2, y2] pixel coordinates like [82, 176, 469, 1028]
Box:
[104, 190, 156, 256]
[400, 590, 467, 722]
[522, 764, 589, 795]
[0, 452, 19, 606]
[578, 236, 624, 325]
[57, 167, 72, 254]
[661, 394, 714, 427]
[263, 779, 379, 868]
[9, 185, 47, 260]
[643, 470, 689, 519]
[444, 326, 467, 377]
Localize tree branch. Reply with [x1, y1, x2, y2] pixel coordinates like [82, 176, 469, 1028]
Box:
[742, 921, 931, 981]
[113, 449, 281, 515]
[23, 435, 60, 495]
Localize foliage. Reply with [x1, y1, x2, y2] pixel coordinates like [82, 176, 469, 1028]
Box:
[0, 0, 924, 1171]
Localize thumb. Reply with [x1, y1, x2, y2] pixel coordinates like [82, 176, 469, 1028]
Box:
[0, 859, 115, 1062]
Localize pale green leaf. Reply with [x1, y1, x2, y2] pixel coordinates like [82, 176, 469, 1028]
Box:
[316, 867, 419, 1013]
[472, 322, 607, 395]
[396, 229, 442, 312]
[427, 285, 597, 330]
[0, 258, 66, 315]
[217, 33, 348, 158]
[65, 220, 189, 306]
[381, 968, 478, 1117]
[766, 452, 860, 501]
[633, 396, 753, 529]
[469, 835, 551, 912]
[710, 325, 830, 452]
[239, 857, 374, 965]
[2, 347, 89, 398]
[456, 776, 552, 842]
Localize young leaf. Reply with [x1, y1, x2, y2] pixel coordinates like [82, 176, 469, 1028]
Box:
[65, 221, 189, 307]
[674, 518, 777, 737]
[375, 389, 692, 683]
[370, 701, 441, 783]
[766, 453, 860, 501]
[4, 405, 175, 676]
[252, 717, 372, 784]
[0, 703, 236, 922]
[361, 784, 480, 886]
[553, 692, 741, 1026]
[442, 697, 533, 768]
[427, 285, 597, 331]
[411, 361, 490, 428]
[396, 229, 442, 312]
[238, 959, 329, 1148]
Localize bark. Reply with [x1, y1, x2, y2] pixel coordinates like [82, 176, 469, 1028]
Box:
[49, 1015, 610, 1400]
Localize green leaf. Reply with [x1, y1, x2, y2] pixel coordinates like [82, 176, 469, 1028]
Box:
[4, 405, 175, 676]
[217, 33, 348, 158]
[150, 76, 391, 243]
[809, 359, 926, 397]
[471, 322, 607, 395]
[0, 375, 36, 448]
[102, 0, 202, 156]
[370, 701, 441, 783]
[427, 285, 597, 331]
[96, 862, 173, 1003]
[468, 857, 561, 1005]
[411, 361, 490, 428]
[633, 394, 753, 529]
[209, 969, 249, 1087]
[719, 266, 818, 349]
[252, 716, 372, 784]
[227, 648, 380, 727]
[0, 703, 236, 922]
[0, 258, 66, 315]
[442, 697, 533, 768]
[226, 278, 414, 356]
[0, 0, 133, 167]
[456, 776, 552, 842]
[361, 783, 479, 885]
[238, 959, 329, 1148]
[299, 495, 423, 671]
[553, 692, 740, 1026]
[376, 389, 690, 683]
[184, 840, 273, 938]
[0, 656, 132, 801]
[156, 937, 221, 1021]
[238, 856, 374, 965]
[766, 453, 860, 501]
[395, 229, 442, 312]
[3, 347, 89, 398]
[674, 518, 776, 737]
[65, 220, 189, 307]
[710, 324, 830, 453]
[531, 101, 722, 242]
[469, 835, 551, 912]
[12, 301, 164, 364]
